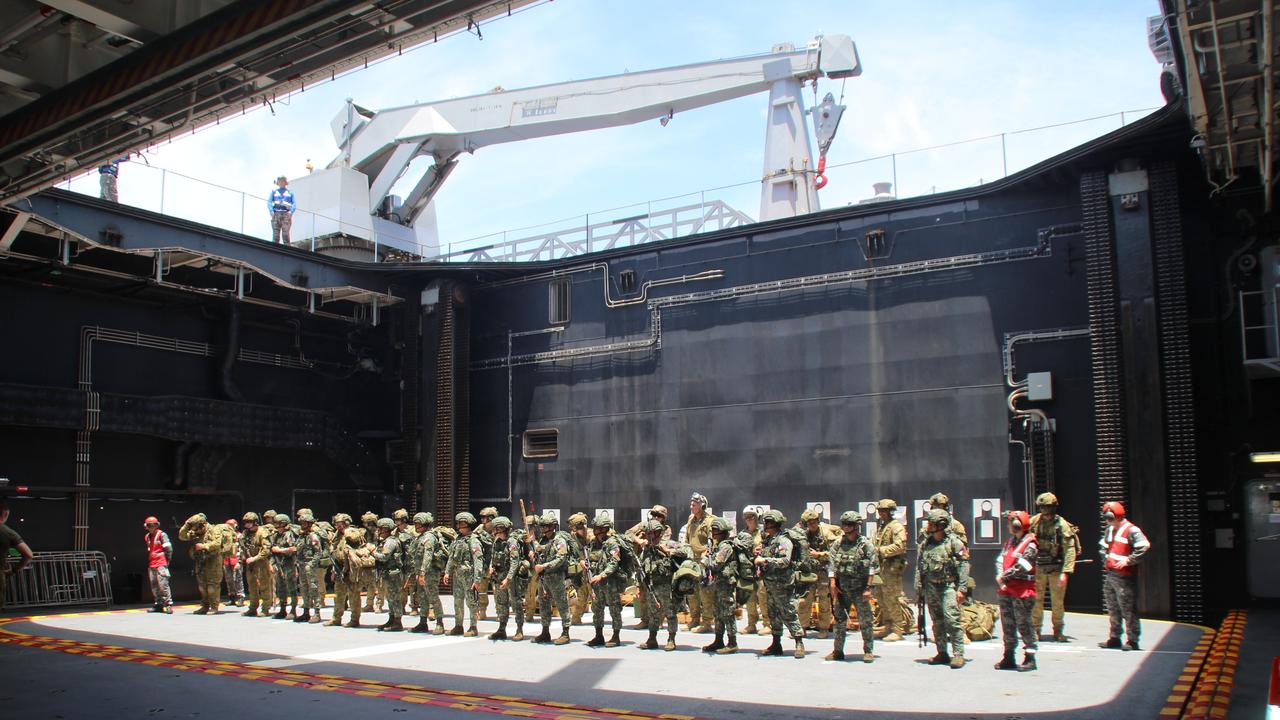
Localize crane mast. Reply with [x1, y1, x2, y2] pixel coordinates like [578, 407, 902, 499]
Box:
[290, 34, 859, 258]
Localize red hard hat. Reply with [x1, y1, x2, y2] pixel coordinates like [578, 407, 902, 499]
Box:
[225, 518, 237, 527]
[143, 516, 159, 526]
[1007, 510, 1030, 530]
[1100, 501, 1126, 520]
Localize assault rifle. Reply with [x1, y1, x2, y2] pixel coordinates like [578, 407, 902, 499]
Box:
[917, 588, 929, 648]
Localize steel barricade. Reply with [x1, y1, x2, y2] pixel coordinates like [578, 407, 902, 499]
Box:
[4, 551, 114, 609]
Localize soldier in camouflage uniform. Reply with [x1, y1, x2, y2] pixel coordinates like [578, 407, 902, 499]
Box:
[373, 518, 405, 632]
[873, 499, 909, 641]
[566, 512, 593, 625]
[298, 508, 331, 609]
[1029, 492, 1077, 642]
[1098, 501, 1149, 651]
[683, 493, 717, 633]
[294, 511, 324, 623]
[796, 508, 840, 638]
[533, 513, 573, 645]
[261, 509, 278, 612]
[408, 512, 446, 634]
[995, 510, 1038, 671]
[916, 508, 970, 669]
[754, 509, 805, 658]
[392, 509, 414, 615]
[179, 513, 234, 615]
[586, 514, 626, 648]
[329, 524, 375, 628]
[920, 493, 968, 545]
[444, 512, 484, 636]
[740, 507, 769, 635]
[361, 511, 383, 612]
[828, 510, 878, 663]
[239, 512, 273, 617]
[701, 517, 741, 654]
[492, 516, 532, 641]
[474, 507, 499, 621]
[637, 521, 679, 651]
[268, 514, 299, 619]
[624, 505, 672, 629]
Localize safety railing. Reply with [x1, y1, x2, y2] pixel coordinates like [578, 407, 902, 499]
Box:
[4, 550, 114, 609]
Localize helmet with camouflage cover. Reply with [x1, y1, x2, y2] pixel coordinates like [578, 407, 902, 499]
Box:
[297, 510, 315, 523]
[567, 512, 588, 529]
[392, 508, 409, 521]
[342, 527, 364, 544]
[927, 508, 951, 526]
[491, 516, 514, 531]
[539, 513, 559, 526]
[839, 510, 863, 526]
[361, 511, 378, 525]
[710, 517, 732, 534]
[455, 511, 477, 527]
[413, 512, 432, 526]
[376, 517, 394, 530]
[479, 506, 499, 520]
[186, 513, 208, 526]
[591, 514, 614, 530]
[762, 509, 786, 526]
[272, 513, 290, 526]
[928, 493, 951, 508]
[242, 511, 261, 524]
[643, 520, 665, 534]
[332, 513, 352, 524]
[1036, 492, 1059, 508]
[876, 499, 897, 511]
[800, 508, 821, 522]
[262, 509, 277, 521]
[649, 504, 668, 519]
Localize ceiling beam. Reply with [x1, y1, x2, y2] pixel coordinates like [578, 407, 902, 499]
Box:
[39, 0, 159, 44]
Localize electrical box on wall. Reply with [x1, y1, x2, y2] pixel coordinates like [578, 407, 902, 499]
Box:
[1026, 371, 1053, 401]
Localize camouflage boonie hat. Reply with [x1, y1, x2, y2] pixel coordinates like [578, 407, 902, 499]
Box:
[839, 510, 862, 525]
[800, 508, 820, 522]
[591, 514, 614, 529]
[491, 516, 514, 531]
[376, 517, 394, 530]
[413, 512, 432, 526]
[479, 506, 499, 520]
[392, 508, 409, 521]
[241, 512, 260, 524]
[876, 499, 897, 511]
[455, 512, 477, 526]
[710, 517, 732, 533]
[567, 512, 588, 528]
[332, 513, 352, 524]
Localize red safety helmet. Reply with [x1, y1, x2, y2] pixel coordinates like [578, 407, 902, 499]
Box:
[225, 518, 238, 527]
[1007, 510, 1030, 531]
[1100, 501, 1126, 520]
[143, 516, 160, 526]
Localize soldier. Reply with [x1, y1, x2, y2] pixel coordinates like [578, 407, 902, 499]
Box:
[408, 512, 444, 634]
[872, 499, 909, 641]
[327, 514, 365, 627]
[268, 513, 299, 619]
[637, 521, 679, 651]
[294, 511, 324, 623]
[178, 513, 233, 615]
[392, 509, 414, 615]
[493, 516, 533, 641]
[995, 510, 1038, 671]
[624, 505, 672, 629]
[828, 511, 878, 663]
[474, 506, 499, 621]
[143, 516, 173, 614]
[921, 493, 968, 545]
[533, 513, 573, 645]
[310, 512, 335, 609]
[240, 512, 272, 617]
[739, 507, 769, 635]
[261, 509, 279, 613]
[1098, 502, 1149, 651]
[916, 508, 970, 669]
[683, 493, 717, 633]
[1029, 492, 1078, 642]
[360, 511, 383, 612]
[566, 512, 592, 625]
[796, 508, 841, 638]
[373, 517, 405, 632]
[701, 517, 741, 655]
[222, 518, 245, 607]
[444, 512, 484, 636]
[584, 514, 626, 647]
[754, 509, 805, 658]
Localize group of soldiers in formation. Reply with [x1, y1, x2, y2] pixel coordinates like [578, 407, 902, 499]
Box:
[153, 490, 1148, 672]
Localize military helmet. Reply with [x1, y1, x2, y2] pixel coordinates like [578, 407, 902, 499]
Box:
[242, 512, 260, 524]
[928, 493, 950, 508]
[800, 508, 820, 522]
[1036, 492, 1059, 508]
[649, 504, 668, 518]
[711, 517, 732, 534]
[297, 511, 315, 523]
[742, 505, 759, 518]
[539, 513, 559, 526]
[927, 508, 951, 525]
[591, 514, 614, 530]
[262, 509, 277, 520]
[361, 511, 378, 524]
[643, 520, 665, 534]
[376, 517, 395, 530]
[762, 509, 786, 526]
[491, 516, 514, 531]
[479, 506, 499, 520]
[332, 513, 352, 524]
[876, 499, 897, 511]
[413, 512, 432, 526]
[272, 514, 290, 526]
[839, 510, 863, 526]
[342, 528, 363, 544]
[455, 511, 478, 527]
[567, 512, 588, 528]
[186, 513, 208, 526]
[392, 508, 409, 521]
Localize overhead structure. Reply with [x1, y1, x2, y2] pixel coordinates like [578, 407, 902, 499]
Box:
[292, 34, 860, 257]
[0, 0, 540, 204]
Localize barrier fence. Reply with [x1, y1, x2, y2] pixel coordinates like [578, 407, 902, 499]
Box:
[4, 550, 113, 610]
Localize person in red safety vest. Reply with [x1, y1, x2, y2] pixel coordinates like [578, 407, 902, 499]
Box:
[223, 518, 245, 607]
[994, 510, 1038, 671]
[1097, 502, 1150, 651]
[144, 516, 173, 614]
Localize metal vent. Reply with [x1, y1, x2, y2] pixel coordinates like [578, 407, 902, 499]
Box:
[523, 428, 559, 459]
[549, 278, 571, 325]
[619, 269, 637, 293]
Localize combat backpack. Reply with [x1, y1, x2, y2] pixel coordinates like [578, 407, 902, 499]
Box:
[476, 529, 494, 573]
[614, 534, 638, 575]
[431, 526, 457, 572]
[557, 530, 584, 580]
[783, 527, 816, 583]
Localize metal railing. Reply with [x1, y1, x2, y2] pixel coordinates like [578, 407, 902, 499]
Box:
[4, 551, 114, 610]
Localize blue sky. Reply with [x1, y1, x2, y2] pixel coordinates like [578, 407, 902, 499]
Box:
[69, 1, 1166, 254]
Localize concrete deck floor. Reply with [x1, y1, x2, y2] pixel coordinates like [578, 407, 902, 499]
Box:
[0, 600, 1208, 719]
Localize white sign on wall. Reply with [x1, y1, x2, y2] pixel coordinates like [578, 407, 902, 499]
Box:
[805, 501, 832, 523]
[972, 498, 1002, 546]
[594, 508, 615, 524]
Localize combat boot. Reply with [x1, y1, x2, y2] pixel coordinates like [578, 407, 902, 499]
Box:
[163, 605, 172, 614]
[605, 630, 621, 648]
[325, 616, 342, 627]
[193, 606, 208, 615]
[1052, 626, 1067, 643]
[243, 607, 258, 617]
[587, 630, 606, 647]
[882, 632, 903, 642]
[794, 639, 805, 659]
[702, 633, 724, 653]
[760, 636, 784, 657]
[489, 627, 508, 641]
[554, 631, 571, 646]
[379, 617, 404, 632]
[343, 619, 361, 628]
[512, 628, 525, 641]
[716, 640, 738, 655]
[1019, 653, 1037, 671]
[273, 609, 287, 620]
[433, 621, 446, 635]
[994, 651, 1017, 670]
[409, 619, 431, 633]
[949, 655, 965, 669]
[825, 649, 845, 661]
[664, 633, 676, 652]
[1098, 637, 1122, 649]
[862, 651, 874, 663]
[148, 604, 163, 613]
[448, 625, 464, 636]
[640, 630, 659, 650]
[742, 623, 758, 635]
[308, 612, 321, 624]
[532, 628, 552, 644]
[362, 601, 374, 612]
[293, 610, 309, 623]
[928, 652, 951, 665]
[464, 625, 478, 637]
[1123, 640, 1140, 652]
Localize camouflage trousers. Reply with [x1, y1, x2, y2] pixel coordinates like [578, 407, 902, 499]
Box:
[539, 572, 572, 635]
[99, 173, 117, 202]
[495, 575, 528, 631]
[1032, 565, 1068, 635]
[874, 560, 908, 634]
[243, 560, 272, 612]
[411, 572, 444, 622]
[270, 211, 292, 243]
[832, 581, 874, 654]
[591, 579, 624, 634]
[194, 562, 223, 612]
[712, 580, 737, 640]
[452, 569, 481, 629]
[764, 578, 803, 639]
[147, 566, 172, 607]
[922, 581, 964, 658]
[645, 581, 678, 635]
[1102, 572, 1140, 643]
[382, 572, 404, 620]
[797, 570, 834, 631]
[999, 594, 1038, 654]
[299, 561, 322, 611]
[223, 563, 244, 601]
[364, 572, 382, 611]
[273, 562, 299, 608]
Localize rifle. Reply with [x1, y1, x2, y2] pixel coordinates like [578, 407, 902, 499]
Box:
[917, 588, 929, 648]
[580, 534, 596, 605]
[633, 544, 661, 610]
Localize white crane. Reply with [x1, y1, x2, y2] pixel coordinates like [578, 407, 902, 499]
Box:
[291, 34, 860, 258]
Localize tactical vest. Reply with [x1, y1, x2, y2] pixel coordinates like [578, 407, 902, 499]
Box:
[830, 536, 874, 586]
[918, 535, 964, 584]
